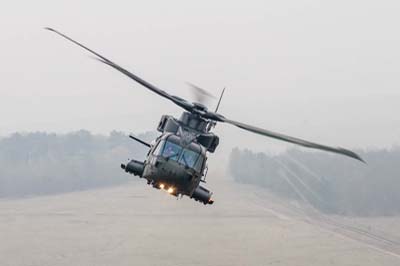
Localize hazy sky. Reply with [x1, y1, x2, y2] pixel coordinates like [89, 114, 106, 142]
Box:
[1, 0, 400, 152]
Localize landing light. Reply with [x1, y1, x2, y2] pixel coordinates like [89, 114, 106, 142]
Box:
[167, 187, 174, 194]
[159, 184, 165, 189]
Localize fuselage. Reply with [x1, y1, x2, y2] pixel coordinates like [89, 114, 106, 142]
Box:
[121, 113, 217, 204]
[143, 133, 207, 197]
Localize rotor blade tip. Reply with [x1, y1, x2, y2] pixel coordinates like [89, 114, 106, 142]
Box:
[44, 27, 54, 31]
[350, 152, 366, 164]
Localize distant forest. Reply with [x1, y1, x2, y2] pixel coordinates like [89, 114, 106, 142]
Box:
[0, 131, 157, 198]
[229, 148, 400, 217]
[2, 132, 399, 217]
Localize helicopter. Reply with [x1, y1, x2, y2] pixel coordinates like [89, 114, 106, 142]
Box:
[46, 28, 364, 205]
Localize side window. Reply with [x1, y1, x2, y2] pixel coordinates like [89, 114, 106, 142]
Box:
[152, 141, 164, 156]
[162, 141, 182, 161]
[194, 155, 204, 172]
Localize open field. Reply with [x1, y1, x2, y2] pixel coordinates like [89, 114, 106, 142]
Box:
[1, 175, 400, 266]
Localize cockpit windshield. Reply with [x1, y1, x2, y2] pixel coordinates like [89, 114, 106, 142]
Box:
[154, 138, 204, 171]
[179, 149, 199, 168]
[162, 141, 182, 161]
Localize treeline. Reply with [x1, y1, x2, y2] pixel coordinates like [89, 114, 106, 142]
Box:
[0, 130, 157, 198]
[229, 148, 400, 216]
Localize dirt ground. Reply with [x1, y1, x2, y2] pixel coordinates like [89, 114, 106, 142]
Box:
[1, 175, 400, 266]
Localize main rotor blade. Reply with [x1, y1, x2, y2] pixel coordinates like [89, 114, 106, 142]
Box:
[222, 118, 365, 163]
[45, 28, 363, 162]
[45, 27, 194, 112]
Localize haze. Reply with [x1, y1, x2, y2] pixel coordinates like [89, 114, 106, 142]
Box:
[1, 0, 400, 152]
[2, 2, 400, 264]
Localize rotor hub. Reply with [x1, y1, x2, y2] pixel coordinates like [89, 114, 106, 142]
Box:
[192, 102, 208, 112]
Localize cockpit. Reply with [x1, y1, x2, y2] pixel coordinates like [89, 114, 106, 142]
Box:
[152, 135, 205, 172]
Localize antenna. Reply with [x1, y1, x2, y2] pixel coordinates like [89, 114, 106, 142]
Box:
[207, 87, 226, 132]
[215, 87, 225, 113]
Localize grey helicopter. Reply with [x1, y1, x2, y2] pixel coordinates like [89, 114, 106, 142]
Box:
[46, 28, 364, 205]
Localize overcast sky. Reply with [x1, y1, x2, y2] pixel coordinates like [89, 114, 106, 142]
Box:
[1, 0, 399, 152]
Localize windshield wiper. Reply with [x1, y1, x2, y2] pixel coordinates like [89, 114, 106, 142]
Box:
[165, 152, 179, 160]
[181, 153, 190, 168]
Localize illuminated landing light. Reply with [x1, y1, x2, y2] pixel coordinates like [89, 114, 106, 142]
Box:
[159, 184, 165, 189]
[167, 187, 174, 194]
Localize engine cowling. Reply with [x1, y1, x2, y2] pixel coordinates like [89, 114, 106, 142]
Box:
[121, 160, 144, 177]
